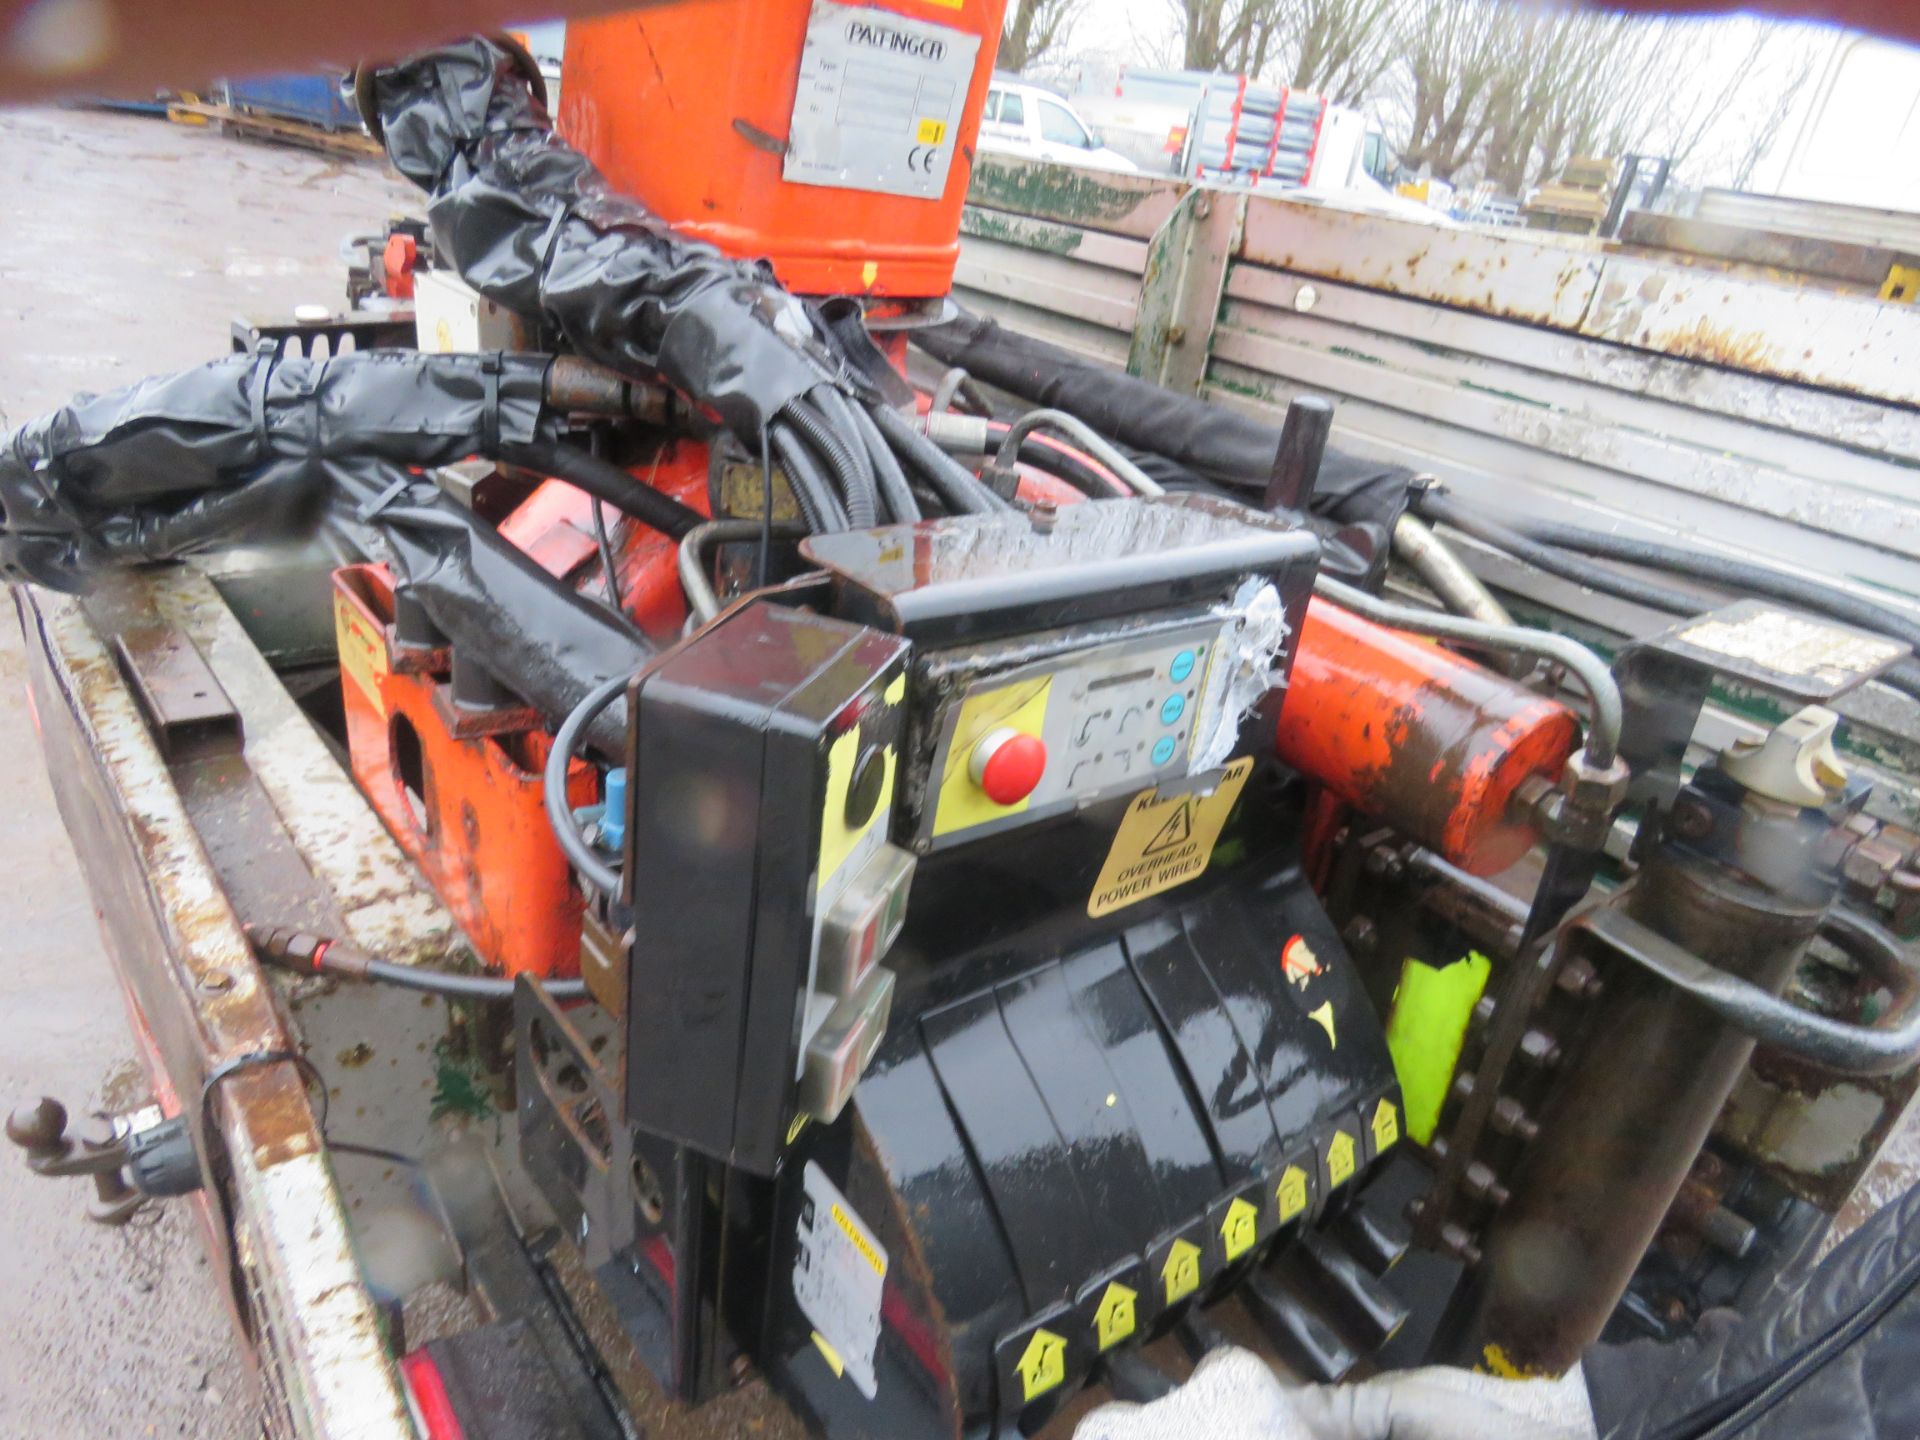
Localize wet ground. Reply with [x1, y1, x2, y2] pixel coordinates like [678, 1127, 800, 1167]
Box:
[0, 105, 419, 1437]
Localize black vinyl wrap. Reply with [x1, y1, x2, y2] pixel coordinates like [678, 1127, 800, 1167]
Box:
[0, 349, 646, 750]
[370, 37, 839, 439]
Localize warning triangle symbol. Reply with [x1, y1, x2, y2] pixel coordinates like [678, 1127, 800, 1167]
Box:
[1142, 801, 1193, 856]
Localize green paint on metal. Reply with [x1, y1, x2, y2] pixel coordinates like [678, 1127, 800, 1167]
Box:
[969, 156, 1155, 227]
[1458, 378, 1552, 407]
[960, 208, 1084, 255]
[1330, 345, 1386, 366]
[430, 1033, 494, 1122]
[1386, 951, 1492, 1145]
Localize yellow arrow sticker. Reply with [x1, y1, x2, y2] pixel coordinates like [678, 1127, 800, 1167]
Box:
[1016, 1328, 1067, 1403]
[1371, 1097, 1400, 1153]
[1161, 1237, 1202, 1305]
[1221, 1196, 1260, 1262]
[1308, 1000, 1337, 1048]
[1276, 1165, 1310, 1224]
[1093, 1280, 1137, 1351]
[1089, 759, 1254, 917]
[1326, 1130, 1357, 1189]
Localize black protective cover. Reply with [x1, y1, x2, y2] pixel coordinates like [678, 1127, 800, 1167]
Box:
[0, 349, 647, 751]
[1587, 1176, 1920, 1440]
[369, 38, 840, 440]
[914, 308, 1417, 537]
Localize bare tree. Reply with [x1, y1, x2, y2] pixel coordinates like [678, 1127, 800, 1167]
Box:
[1283, 0, 1402, 103]
[1395, 0, 1508, 180]
[1167, 0, 1289, 75]
[1001, 0, 1086, 72]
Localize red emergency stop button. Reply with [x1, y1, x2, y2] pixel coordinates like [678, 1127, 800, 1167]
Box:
[971, 727, 1047, 805]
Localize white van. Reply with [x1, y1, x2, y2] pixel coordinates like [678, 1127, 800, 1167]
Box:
[977, 78, 1139, 173]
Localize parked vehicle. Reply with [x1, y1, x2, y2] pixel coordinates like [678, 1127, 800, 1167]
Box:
[977, 76, 1138, 173]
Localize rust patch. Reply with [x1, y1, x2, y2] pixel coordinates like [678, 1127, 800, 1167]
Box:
[337, 1042, 375, 1069]
[1653, 317, 1781, 372]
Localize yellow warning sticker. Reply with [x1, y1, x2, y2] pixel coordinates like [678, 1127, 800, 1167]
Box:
[832, 1202, 887, 1278]
[934, 678, 1053, 838]
[818, 722, 894, 896]
[1017, 1328, 1067, 1402]
[1161, 1237, 1202, 1305]
[1093, 1280, 1137, 1350]
[1371, 1097, 1400, 1153]
[1326, 1130, 1357, 1189]
[812, 1331, 845, 1378]
[333, 590, 388, 718]
[916, 117, 948, 144]
[1221, 1196, 1260, 1261]
[1088, 759, 1254, 918]
[1307, 1000, 1337, 1049]
[1276, 1165, 1310, 1224]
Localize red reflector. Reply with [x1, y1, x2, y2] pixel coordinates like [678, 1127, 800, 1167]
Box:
[400, 1349, 467, 1440]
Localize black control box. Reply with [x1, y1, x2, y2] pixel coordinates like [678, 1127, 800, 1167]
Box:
[623, 600, 910, 1174]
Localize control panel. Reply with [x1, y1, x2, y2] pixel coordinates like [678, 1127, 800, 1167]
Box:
[622, 600, 912, 1174]
[918, 615, 1235, 849]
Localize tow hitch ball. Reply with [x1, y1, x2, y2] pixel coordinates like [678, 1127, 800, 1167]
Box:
[6, 1097, 201, 1225]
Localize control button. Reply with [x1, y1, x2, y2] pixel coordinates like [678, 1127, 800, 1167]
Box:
[845, 745, 886, 828]
[1160, 695, 1186, 725]
[971, 727, 1048, 806]
[1170, 650, 1196, 683]
[1152, 736, 1177, 766]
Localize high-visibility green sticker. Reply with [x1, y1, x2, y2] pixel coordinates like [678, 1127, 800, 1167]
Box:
[1385, 952, 1492, 1144]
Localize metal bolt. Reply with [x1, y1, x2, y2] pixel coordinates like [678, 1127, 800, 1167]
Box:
[1436, 1221, 1483, 1267]
[1166, 323, 1188, 346]
[1343, 917, 1379, 959]
[1364, 847, 1406, 881]
[1470, 996, 1497, 1028]
[200, 969, 234, 993]
[1462, 1161, 1511, 1209]
[1449, 1072, 1476, 1103]
[1490, 1097, 1540, 1143]
[1555, 956, 1604, 1001]
[1516, 1029, 1561, 1069]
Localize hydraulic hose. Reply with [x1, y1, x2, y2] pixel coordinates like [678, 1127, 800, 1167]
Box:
[1520, 511, 1920, 654]
[500, 439, 704, 541]
[992, 408, 1165, 498]
[848, 401, 922, 522]
[544, 669, 632, 899]
[1316, 573, 1624, 768]
[1417, 492, 1920, 701]
[1418, 492, 1709, 616]
[868, 401, 1008, 515]
[804, 388, 882, 527]
[772, 424, 848, 532]
[1391, 512, 1512, 627]
[247, 923, 587, 1001]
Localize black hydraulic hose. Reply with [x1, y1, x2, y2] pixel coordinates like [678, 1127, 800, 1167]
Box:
[501, 439, 704, 541]
[544, 669, 632, 899]
[848, 400, 922, 522]
[1418, 492, 1709, 616]
[772, 424, 848, 532]
[802, 388, 881, 527]
[1418, 492, 1920, 702]
[247, 923, 587, 1001]
[1521, 512, 1920, 654]
[868, 401, 1009, 515]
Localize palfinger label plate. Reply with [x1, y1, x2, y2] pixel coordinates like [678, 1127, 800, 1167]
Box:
[1088, 759, 1253, 917]
[785, 0, 981, 201]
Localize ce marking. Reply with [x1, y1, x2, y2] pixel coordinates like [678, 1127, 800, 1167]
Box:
[906, 145, 941, 174]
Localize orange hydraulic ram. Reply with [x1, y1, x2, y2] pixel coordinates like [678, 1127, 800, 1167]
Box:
[1275, 598, 1580, 876]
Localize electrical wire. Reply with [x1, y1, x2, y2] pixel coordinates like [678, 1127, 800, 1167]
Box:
[784, 398, 871, 527]
[543, 669, 632, 899]
[848, 400, 922, 522]
[804, 388, 882, 527]
[1317, 573, 1624, 767]
[772, 423, 847, 531]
